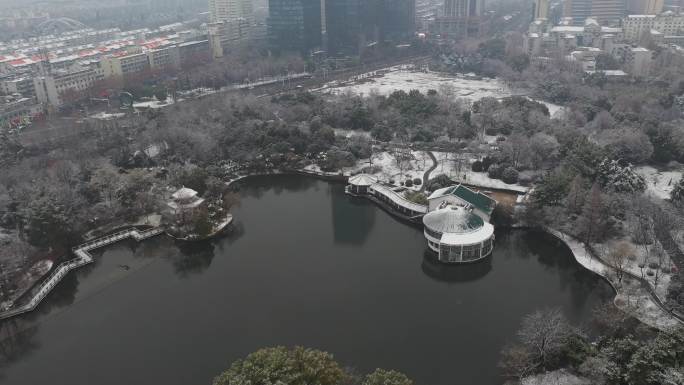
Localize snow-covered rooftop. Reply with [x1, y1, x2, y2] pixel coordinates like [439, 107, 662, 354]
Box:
[349, 173, 378, 187]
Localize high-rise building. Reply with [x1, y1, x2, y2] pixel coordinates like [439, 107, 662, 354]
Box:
[627, 0, 664, 13]
[533, 0, 549, 19]
[267, 0, 323, 53]
[382, 0, 417, 41]
[325, 0, 363, 55]
[563, 0, 625, 25]
[324, 0, 415, 56]
[209, 0, 254, 24]
[431, 0, 486, 39]
[208, 0, 254, 56]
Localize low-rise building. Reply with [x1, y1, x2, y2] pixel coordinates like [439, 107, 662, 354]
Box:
[102, 50, 150, 79]
[0, 76, 35, 96]
[0, 95, 42, 129]
[625, 46, 654, 76]
[33, 66, 104, 108]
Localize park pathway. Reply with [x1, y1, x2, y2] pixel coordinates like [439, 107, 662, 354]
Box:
[0, 227, 163, 320]
[420, 151, 438, 192]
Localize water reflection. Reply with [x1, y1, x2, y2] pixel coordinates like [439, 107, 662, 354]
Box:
[0, 320, 39, 381]
[331, 191, 375, 246]
[233, 174, 319, 199]
[171, 241, 216, 277]
[420, 249, 493, 283]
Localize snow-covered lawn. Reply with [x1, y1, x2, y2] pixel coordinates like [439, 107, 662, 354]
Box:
[317, 67, 567, 119]
[133, 96, 175, 110]
[319, 67, 511, 102]
[595, 239, 675, 301]
[352, 151, 433, 190]
[432, 152, 529, 193]
[635, 165, 683, 200]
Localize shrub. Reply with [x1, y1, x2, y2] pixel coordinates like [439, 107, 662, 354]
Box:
[404, 191, 428, 205]
[471, 160, 483, 172]
[648, 262, 660, 269]
[647, 270, 655, 276]
[488, 163, 504, 179]
[501, 167, 519, 184]
[425, 174, 453, 191]
[481, 156, 493, 171]
[413, 178, 422, 185]
[405, 179, 414, 187]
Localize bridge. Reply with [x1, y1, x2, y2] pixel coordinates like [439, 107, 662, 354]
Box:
[0, 228, 163, 320]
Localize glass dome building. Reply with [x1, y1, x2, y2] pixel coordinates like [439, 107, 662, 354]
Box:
[423, 204, 495, 263]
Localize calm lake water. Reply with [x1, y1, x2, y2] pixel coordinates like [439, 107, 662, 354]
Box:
[0, 175, 612, 385]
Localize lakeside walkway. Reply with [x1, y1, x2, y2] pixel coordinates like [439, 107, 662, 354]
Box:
[0, 227, 163, 320]
[545, 227, 683, 331]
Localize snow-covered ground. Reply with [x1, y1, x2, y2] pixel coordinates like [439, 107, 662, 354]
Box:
[635, 165, 683, 200]
[523, 370, 591, 385]
[547, 228, 681, 330]
[432, 152, 529, 193]
[317, 67, 566, 118]
[133, 96, 175, 110]
[596, 238, 675, 301]
[333, 128, 371, 139]
[90, 111, 126, 120]
[320, 68, 511, 103]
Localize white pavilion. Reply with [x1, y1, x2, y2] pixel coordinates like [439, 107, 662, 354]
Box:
[423, 203, 495, 263]
[167, 187, 205, 217]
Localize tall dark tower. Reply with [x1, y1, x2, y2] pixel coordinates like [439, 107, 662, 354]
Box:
[268, 0, 322, 53]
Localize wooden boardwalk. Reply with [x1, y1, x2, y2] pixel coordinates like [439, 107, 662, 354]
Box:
[0, 228, 163, 320]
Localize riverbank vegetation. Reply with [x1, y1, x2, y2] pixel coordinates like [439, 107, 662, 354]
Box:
[500, 306, 684, 385]
[213, 346, 413, 385]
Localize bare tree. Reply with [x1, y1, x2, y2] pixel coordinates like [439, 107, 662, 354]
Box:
[607, 241, 633, 285]
[500, 307, 579, 379]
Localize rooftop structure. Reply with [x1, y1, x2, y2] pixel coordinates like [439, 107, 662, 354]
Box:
[427, 184, 496, 221]
[348, 173, 378, 194]
[423, 204, 495, 263]
[168, 187, 206, 213]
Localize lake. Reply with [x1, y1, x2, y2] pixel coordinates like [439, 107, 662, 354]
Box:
[0, 175, 612, 385]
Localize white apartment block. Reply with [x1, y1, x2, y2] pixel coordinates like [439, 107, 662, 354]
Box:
[209, 0, 254, 24]
[33, 66, 104, 108]
[102, 51, 150, 78]
[623, 12, 684, 41]
[208, 20, 250, 58]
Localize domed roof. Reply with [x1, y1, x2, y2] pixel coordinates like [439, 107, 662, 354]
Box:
[348, 173, 378, 187]
[172, 187, 198, 200]
[423, 205, 484, 234]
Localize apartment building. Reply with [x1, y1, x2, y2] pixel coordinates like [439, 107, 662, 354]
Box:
[623, 11, 684, 41]
[33, 66, 104, 108]
[102, 51, 150, 78]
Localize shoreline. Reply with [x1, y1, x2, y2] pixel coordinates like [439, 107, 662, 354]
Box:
[541, 226, 683, 331]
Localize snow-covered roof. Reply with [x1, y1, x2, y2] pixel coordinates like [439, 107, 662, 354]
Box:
[551, 26, 584, 33]
[348, 173, 378, 187]
[423, 205, 494, 246]
[423, 205, 484, 234]
[370, 183, 427, 214]
[172, 187, 198, 200]
[585, 69, 628, 76]
[428, 184, 496, 215]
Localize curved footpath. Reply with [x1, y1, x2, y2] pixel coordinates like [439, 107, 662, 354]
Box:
[420, 151, 438, 192]
[544, 227, 683, 331]
[0, 227, 163, 320]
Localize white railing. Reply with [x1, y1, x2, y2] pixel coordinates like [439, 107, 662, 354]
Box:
[0, 227, 164, 320]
